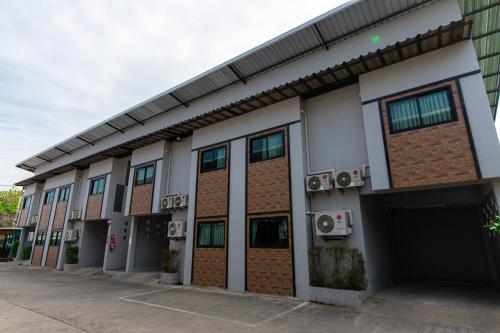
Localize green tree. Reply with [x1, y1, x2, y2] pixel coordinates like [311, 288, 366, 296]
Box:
[0, 187, 23, 227]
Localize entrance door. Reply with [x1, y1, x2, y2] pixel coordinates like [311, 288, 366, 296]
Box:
[391, 207, 491, 282]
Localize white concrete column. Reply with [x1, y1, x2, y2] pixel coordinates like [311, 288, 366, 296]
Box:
[182, 150, 199, 285]
[227, 138, 246, 292]
[289, 122, 311, 300]
[125, 217, 138, 272]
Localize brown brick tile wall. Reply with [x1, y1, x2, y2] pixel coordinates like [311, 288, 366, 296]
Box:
[45, 246, 59, 268]
[32, 246, 44, 266]
[18, 208, 28, 227]
[192, 143, 229, 288]
[52, 202, 68, 229]
[86, 194, 103, 220]
[246, 213, 293, 296]
[192, 218, 227, 288]
[38, 205, 52, 230]
[196, 144, 229, 218]
[382, 81, 478, 189]
[247, 128, 290, 214]
[130, 184, 153, 216]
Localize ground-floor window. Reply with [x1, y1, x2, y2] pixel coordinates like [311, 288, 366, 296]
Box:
[250, 216, 288, 248]
[35, 232, 46, 246]
[197, 221, 224, 248]
[49, 231, 62, 246]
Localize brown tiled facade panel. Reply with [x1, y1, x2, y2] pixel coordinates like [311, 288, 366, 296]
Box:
[38, 205, 52, 230]
[52, 202, 68, 229]
[45, 246, 59, 268]
[196, 144, 229, 218]
[86, 194, 103, 220]
[130, 184, 153, 216]
[18, 208, 28, 227]
[246, 214, 293, 296]
[31, 246, 43, 266]
[192, 219, 227, 288]
[247, 128, 290, 214]
[382, 81, 478, 189]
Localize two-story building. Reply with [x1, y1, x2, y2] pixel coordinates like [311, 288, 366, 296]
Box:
[15, 0, 500, 304]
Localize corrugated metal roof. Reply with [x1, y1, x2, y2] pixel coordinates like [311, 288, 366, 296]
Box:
[16, 0, 438, 173]
[15, 19, 472, 186]
[16, 0, 499, 174]
[458, 0, 500, 117]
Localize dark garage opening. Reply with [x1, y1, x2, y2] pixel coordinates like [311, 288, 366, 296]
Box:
[389, 206, 492, 283]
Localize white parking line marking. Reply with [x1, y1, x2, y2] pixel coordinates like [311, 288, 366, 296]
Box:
[254, 301, 308, 326]
[118, 286, 181, 299]
[118, 286, 308, 327]
[118, 296, 257, 327]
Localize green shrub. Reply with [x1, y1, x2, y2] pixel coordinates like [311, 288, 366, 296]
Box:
[65, 247, 79, 264]
[161, 249, 179, 273]
[309, 245, 368, 291]
[9, 240, 19, 257]
[485, 215, 500, 233]
[22, 245, 32, 260]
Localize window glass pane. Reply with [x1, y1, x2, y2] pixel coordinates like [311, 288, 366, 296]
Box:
[389, 97, 420, 131]
[267, 132, 284, 158]
[215, 148, 226, 169]
[212, 223, 225, 246]
[91, 180, 98, 194]
[198, 224, 212, 246]
[251, 137, 265, 161]
[251, 217, 288, 248]
[201, 147, 226, 172]
[97, 179, 105, 193]
[417, 90, 452, 126]
[202, 150, 214, 172]
[135, 168, 145, 185]
[145, 166, 155, 184]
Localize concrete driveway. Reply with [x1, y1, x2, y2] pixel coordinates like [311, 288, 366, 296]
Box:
[0, 264, 499, 332]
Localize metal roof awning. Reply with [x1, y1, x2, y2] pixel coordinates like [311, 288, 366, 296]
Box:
[15, 18, 473, 186]
[16, 0, 439, 173]
[459, 0, 500, 117]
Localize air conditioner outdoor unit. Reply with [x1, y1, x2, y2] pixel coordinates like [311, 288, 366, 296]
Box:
[65, 229, 79, 242]
[314, 210, 353, 237]
[173, 194, 188, 208]
[69, 209, 81, 221]
[306, 171, 334, 192]
[168, 221, 187, 238]
[28, 215, 39, 225]
[27, 231, 35, 242]
[335, 169, 364, 189]
[160, 196, 174, 210]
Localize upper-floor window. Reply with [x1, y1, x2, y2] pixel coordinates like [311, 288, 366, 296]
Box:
[250, 216, 289, 249]
[134, 164, 155, 186]
[197, 221, 225, 248]
[250, 131, 284, 163]
[35, 232, 46, 246]
[49, 231, 62, 247]
[201, 147, 226, 173]
[44, 191, 55, 205]
[387, 87, 456, 133]
[90, 177, 106, 195]
[58, 186, 70, 202]
[22, 196, 32, 209]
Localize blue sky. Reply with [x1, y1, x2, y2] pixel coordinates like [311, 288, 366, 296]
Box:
[0, 0, 498, 187]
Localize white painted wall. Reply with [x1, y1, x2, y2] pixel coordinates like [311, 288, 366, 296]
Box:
[359, 41, 499, 190]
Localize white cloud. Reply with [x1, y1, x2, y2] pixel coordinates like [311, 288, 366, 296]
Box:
[2, 1, 498, 187]
[0, 0, 348, 186]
